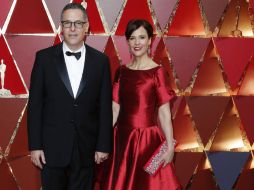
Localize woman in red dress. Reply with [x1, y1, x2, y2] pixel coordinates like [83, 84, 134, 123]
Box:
[101, 19, 180, 190]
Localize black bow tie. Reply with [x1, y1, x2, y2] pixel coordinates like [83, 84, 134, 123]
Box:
[66, 51, 81, 60]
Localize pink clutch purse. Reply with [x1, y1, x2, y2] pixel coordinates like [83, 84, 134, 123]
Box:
[143, 140, 176, 176]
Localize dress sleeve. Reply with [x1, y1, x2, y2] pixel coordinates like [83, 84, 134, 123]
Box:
[155, 66, 175, 106]
[112, 66, 121, 103]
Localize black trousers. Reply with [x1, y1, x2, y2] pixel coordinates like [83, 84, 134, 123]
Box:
[41, 137, 94, 190]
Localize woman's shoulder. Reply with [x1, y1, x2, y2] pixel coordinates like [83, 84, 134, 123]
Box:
[144, 61, 165, 73]
[125, 61, 161, 71]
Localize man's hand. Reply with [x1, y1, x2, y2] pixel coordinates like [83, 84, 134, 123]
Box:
[30, 150, 46, 169]
[95, 152, 109, 164]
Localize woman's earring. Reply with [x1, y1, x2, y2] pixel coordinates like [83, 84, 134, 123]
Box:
[147, 46, 151, 57]
[129, 47, 133, 59]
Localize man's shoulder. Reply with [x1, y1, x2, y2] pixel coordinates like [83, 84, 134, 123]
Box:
[85, 44, 108, 60]
[36, 43, 61, 56]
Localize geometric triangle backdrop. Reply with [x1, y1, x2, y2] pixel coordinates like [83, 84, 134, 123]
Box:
[0, 0, 254, 189]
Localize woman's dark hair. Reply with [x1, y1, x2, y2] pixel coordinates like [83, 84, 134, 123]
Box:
[125, 19, 153, 40]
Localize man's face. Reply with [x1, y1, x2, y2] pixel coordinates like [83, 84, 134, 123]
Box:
[61, 9, 89, 50]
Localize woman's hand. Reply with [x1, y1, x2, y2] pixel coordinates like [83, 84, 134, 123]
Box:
[112, 101, 120, 127]
[161, 144, 174, 167]
[158, 102, 175, 167]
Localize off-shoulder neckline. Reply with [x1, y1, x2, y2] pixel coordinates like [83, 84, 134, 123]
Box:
[124, 65, 161, 71]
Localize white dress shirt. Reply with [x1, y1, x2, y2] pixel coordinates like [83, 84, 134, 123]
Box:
[63, 42, 86, 98]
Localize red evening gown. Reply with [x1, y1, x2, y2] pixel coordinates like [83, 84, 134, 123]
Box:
[99, 65, 180, 190]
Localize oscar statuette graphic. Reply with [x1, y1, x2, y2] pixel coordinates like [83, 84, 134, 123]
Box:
[81, 0, 87, 9]
[0, 59, 12, 96]
[232, 0, 242, 37]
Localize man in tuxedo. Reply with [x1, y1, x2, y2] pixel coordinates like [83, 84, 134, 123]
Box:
[27, 3, 112, 190]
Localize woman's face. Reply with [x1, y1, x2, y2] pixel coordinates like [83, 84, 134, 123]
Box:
[127, 26, 151, 58]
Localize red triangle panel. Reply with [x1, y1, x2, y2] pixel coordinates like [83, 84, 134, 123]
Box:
[104, 37, 120, 81]
[73, 0, 105, 34]
[191, 40, 228, 95]
[6, 0, 53, 33]
[153, 38, 178, 92]
[6, 35, 54, 88]
[214, 37, 254, 89]
[0, 35, 26, 95]
[238, 58, 254, 95]
[166, 0, 206, 36]
[8, 106, 29, 159]
[234, 96, 254, 144]
[0, 0, 14, 28]
[0, 158, 18, 189]
[115, 0, 156, 35]
[9, 156, 41, 190]
[0, 99, 26, 153]
[165, 37, 210, 89]
[187, 96, 230, 146]
[174, 152, 203, 188]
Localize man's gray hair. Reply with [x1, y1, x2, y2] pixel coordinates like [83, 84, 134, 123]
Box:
[61, 3, 88, 21]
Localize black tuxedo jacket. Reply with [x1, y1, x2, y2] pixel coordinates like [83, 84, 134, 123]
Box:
[27, 43, 112, 167]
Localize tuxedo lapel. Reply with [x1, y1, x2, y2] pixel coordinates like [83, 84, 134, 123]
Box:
[76, 45, 92, 98]
[54, 43, 74, 98]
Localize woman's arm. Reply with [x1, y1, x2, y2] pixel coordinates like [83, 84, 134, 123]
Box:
[113, 101, 120, 126]
[158, 102, 174, 166]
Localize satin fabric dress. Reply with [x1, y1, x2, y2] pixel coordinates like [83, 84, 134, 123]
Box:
[100, 65, 180, 190]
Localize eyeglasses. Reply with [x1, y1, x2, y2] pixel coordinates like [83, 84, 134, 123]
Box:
[61, 20, 87, 29]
